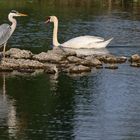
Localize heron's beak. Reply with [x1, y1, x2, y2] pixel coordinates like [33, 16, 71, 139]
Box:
[18, 13, 28, 16]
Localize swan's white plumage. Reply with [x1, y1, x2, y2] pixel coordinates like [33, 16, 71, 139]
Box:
[47, 16, 113, 49]
[61, 35, 105, 48]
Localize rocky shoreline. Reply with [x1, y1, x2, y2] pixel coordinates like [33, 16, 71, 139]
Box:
[0, 47, 140, 74]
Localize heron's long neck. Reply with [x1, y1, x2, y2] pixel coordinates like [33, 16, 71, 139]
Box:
[8, 15, 17, 35]
[53, 19, 60, 47]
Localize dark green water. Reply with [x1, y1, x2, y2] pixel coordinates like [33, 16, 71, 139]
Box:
[0, 0, 140, 139]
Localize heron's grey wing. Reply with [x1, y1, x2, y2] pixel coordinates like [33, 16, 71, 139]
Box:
[0, 24, 11, 46]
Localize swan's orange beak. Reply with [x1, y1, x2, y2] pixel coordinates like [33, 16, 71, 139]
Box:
[45, 17, 50, 24]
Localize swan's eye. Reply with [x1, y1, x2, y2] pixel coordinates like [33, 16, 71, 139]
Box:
[46, 17, 50, 21]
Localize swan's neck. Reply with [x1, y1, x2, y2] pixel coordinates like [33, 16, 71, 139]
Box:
[8, 14, 17, 35]
[53, 19, 60, 47]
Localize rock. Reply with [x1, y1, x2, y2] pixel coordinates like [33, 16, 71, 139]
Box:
[130, 54, 140, 62]
[105, 64, 118, 69]
[6, 48, 33, 59]
[44, 63, 59, 74]
[84, 56, 102, 66]
[130, 62, 140, 67]
[67, 56, 82, 63]
[0, 66, 13, 72]
[33, 51, 66, 63]
[104, 55, 118, 63]
[68, 65, 91, 73]
[1, 58, 45, 69]
[116, 56, 127, 63]
[17, 69, 35, 73]
[97, 55, 127, 64]
[96, 65, 103, 69]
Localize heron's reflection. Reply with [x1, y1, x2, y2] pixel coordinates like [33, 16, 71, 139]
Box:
[0, 74, 18, 139]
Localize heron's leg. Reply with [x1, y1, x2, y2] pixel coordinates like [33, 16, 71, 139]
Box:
[3, 42, 7, 58]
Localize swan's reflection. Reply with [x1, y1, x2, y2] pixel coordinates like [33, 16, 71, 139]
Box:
[63, 48, 110, 56]
[49, 67, 59, 93]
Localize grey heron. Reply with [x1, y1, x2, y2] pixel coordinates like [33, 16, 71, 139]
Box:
[0, 10, 27, 58]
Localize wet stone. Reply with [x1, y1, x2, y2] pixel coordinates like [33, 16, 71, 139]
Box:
[5, 48, 33, 59]
[44, 63, 59, 74]
[67, 56, 82, 63]
[33, 51, 66, 63]
[130, 62, 140, 67]
[1, 58, 45, 69]
[83, 56, 102, 66]
[105, 64, 118, 69]
[130, 54, 140, 63]
[68, 65, 91, 73]
[96, 65, 103, 69]
[0, 66, 13, 72]
[116, 56, 127, 63]
[17, 69, 35, 73]
[97, 55, 127, 64]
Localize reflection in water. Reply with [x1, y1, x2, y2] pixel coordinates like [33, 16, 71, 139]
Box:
[0, 74, 18, 139]
[64, 48, 110, 56]
[49, 70, 59, 93]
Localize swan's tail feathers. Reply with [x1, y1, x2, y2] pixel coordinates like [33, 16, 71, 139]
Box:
[99, 37, 113, 48]
[88, 37, 113, 49]
[107, 37, 113, 44]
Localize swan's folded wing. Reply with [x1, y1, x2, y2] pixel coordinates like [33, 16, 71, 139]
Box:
[62, 35, 104, 48]
[84, 35, 104, 42]
[87, 38, 113, 49]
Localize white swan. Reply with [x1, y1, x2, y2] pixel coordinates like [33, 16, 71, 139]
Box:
[45, 16, 113, 49]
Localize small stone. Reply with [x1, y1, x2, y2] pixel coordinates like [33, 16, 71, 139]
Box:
[105, 64, 118, 69]
[116, 56, 127, 63]
[17, 69, 35, 73]
[68, 65, 91, 73]
[130, 63, 140, 67]
[33, 51, 66, 63]
[44, 63, 59, 74]
[96, 65, 103, 69]
[1, 58, 45, 69]
[0, 66, 13, 72]
[67, 56, 82, 63]
[130, 54, 140, 62]
[6, 48, 33, 59]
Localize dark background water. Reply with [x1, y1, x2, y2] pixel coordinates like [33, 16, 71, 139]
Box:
[0, 0, 140, 140]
